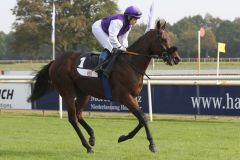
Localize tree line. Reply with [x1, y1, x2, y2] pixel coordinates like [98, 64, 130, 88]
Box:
[0, 0, 239, 59]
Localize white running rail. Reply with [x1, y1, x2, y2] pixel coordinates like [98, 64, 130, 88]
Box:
[1, 75, 240, 121]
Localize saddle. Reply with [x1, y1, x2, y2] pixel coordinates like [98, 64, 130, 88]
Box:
[77, 50, 121, 78]
[76, 52, 114, 100]
[76, 52, 100, 78]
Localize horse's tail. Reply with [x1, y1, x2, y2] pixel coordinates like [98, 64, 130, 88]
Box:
[28, 61, 53, 102]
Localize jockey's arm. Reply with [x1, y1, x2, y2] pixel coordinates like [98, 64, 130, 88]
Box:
[118, 29, 131, 49]
[108, 20, 123, 51]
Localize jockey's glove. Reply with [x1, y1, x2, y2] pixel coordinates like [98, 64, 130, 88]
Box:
[118, 46, 126, 51]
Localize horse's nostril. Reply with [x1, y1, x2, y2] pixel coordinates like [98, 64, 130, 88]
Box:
[173, 57, 180, 65]
[178, 57, 181, 62]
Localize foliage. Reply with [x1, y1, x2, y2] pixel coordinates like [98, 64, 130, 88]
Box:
[0, 32, 7, 57]
[170, 14, 240, 58]
[128, 23, 146, 46]
[1, 1, 240, 59]
[201, 30, 217, 57]
[11, 0, 118, 57]
[128, 23, 178, 49]
[214, 19, 240, 57]
[0, 32, 16, 59]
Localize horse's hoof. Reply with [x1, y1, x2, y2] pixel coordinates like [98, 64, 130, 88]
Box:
[89, 137, 95, 146]
[118, 135, 127, 143]
[87, 148, 94, 154]
[149, 144, 156, 153]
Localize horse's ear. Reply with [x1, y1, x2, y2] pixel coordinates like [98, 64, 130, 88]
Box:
[156, 20, 161, 30]
[155, 19, 166, 30]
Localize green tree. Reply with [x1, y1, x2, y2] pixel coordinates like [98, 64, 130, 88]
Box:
[215, 20, 240, 57]
[170, 15, 204, 37]
[128, 23, 146, 46]
[203, 14, 239, 57]
[0, 32, 7, 57]
[169, 14, 240, 58]
[167, 31, 178, 46]
[11, 0, 118, 57]
[203, 14, 222, 32]
[128, 23, 179, 50]
[201, 30, 217, 58]
[232, 18, 240, 57]
[176, 31, 198, 58]
[170, 15, 204, 57]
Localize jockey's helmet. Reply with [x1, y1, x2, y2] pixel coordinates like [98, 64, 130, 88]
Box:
[124, 6, 142, 19]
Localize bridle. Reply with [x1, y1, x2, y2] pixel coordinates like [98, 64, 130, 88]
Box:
[121, 30, 176, 79]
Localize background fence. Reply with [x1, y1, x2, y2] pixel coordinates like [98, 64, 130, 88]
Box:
[1, 75, 240, 120]
[1, 58, 240, 64]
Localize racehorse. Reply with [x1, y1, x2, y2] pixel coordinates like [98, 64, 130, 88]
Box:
[28, 20, 181, 153]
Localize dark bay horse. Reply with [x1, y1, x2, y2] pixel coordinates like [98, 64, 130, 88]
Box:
[28, 21, 181, 153]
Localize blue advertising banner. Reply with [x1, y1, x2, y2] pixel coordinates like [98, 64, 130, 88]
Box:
[151, 85, 240, 116]
[152, 85, 197, 115]
[34, 90, 59, 110]
[34, 85, 240, 116]
[84, 85, 149, 113]
[35, 86, 149, 113]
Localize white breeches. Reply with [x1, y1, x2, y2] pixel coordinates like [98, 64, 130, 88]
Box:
[92, 20, 113, 52]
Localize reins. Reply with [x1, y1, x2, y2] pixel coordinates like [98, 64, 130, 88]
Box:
[123, 50, 159, 59]
[122, 50, 158, 79]
[126, 60, 151, 79]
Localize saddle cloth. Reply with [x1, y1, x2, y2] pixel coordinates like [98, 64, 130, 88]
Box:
[76, 52, 112, 100]
[77, 52, 99, 77]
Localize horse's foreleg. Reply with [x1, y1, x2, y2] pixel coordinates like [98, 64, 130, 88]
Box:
[132, 109, 156, 153]
[120, 95, 156, 153]
[76, 95, 95, 147]
[118, 123, 143, 143]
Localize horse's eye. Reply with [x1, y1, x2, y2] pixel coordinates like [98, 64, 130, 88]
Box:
[161, 38, 167, 43]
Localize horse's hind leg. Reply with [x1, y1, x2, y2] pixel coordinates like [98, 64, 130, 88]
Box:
[75, 95, 95, 146]
[62, 94, 93, 153]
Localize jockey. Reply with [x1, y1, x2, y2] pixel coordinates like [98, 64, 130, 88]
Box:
[92, 6, 142, 70]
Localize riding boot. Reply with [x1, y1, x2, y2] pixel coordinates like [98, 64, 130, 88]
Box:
[95, 49, 111, 73]
[103, 48, 122, 78]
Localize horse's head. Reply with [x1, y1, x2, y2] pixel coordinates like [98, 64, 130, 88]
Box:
[149, 20, 181, 65]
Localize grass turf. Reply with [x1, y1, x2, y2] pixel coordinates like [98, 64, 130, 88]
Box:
[0, 63, 46, 71]
[0, 113, 239, 160]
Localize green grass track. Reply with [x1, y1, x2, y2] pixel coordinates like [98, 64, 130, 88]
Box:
[0, 113, 239, 160]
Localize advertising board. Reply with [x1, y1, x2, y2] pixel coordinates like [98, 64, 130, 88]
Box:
[34, 85, 240, 116]
[152, 85, 240, 116]
[0, 83, 31, 109]
[84, 86, 149, 112]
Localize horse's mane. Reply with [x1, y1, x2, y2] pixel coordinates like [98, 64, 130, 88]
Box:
[128, 29, 156, 51]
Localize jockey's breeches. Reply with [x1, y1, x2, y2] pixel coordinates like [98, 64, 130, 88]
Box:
[92, 20, 113, 52]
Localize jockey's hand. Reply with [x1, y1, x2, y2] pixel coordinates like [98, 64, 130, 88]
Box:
[119, 46, 126, 51]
